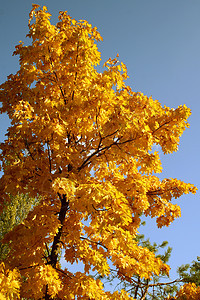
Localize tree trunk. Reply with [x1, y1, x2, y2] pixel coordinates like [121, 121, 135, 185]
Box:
[45, 193, 69, 299]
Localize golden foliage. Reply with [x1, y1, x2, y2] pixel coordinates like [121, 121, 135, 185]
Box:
[172, 283, 200, 300]
[0, 4, 196, 299]
[0, 263, 20, 299]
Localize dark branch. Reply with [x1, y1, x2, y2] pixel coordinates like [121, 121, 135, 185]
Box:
[46, 140, 52, 174]
[78, 135, 137, 172]
[48, 193, 69, 268]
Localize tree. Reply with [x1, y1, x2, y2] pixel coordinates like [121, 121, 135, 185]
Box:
[0, 4, 196, 299]
[178, 257, 200, 287]
[0, 193, 39, 262]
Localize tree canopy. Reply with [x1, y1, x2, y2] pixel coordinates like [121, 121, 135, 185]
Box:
[0, 4, 197, 299]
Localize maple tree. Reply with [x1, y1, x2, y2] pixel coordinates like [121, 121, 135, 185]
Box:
[0, 4, 197, 299]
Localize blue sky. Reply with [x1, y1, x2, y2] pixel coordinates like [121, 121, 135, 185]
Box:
[0, 0, 200, 280]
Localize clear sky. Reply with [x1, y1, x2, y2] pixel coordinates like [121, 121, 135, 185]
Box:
[0, 0, 200, 280]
